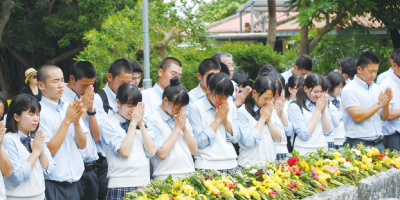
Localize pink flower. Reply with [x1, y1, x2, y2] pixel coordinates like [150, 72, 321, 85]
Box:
[311, 167, 319, 179]
[151, 189, 155, 194]
[326, 166, 339, 173]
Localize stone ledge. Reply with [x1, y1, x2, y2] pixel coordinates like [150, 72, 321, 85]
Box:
[358, 168, 400, 200]
[302, 185, 358, 200]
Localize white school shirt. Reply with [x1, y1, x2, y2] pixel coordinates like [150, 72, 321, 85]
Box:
[381, 73, 400, 136]
[282, 69, 293, 84]
[3, 132, 47, 200]
[342, 75, 384, 140]
[100, 114, 153, 188]
[188, 83, 206, 106]
[327, 95, 345, 146]
[147, 108, 195, 180]
[237, 106, 279, 166]
[275, 100, 295, 154]
[39, 96, 87, 183]
[94, 83, 118, 157]
[288, 100, 331, 156]
[376, 68, 393, 85]
[0, 147, 6, 200]
[190, 99, 238, 170]
[142, 82, 164, 118]
[62, 84, 98, 163]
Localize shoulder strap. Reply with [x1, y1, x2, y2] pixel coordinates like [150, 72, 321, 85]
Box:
[289, 100, 304, 150]
[98, 89, 112, 114]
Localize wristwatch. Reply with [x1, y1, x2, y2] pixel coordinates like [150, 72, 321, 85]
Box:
[377, 102, 383, 108]
[87, 109, 96, 115]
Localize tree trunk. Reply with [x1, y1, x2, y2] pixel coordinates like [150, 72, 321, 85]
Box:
[266, 0, 277, 48]
[152, 27, 185, 59]
[0, 0, 15, 44]
[389, 28, 400, 49]
[154, 46, 169, 59]
[297, 25, 309, 55]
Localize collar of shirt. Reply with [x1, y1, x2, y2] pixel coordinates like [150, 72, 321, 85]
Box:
[328, 94, 336, 102]
[253, 105, 259, 112]
[114, 113, 128, 123]
[63, 83, 79, 102]
[388, 68, 394, 73]
[194, 83, 206, 100]
[41, 95, 64, 111]
[202, 95, 216, 112]
[306, 99, 315, 107]
[17, 130, 30, 139]
[103, 83, 117, 103]
[354, 75, 374, 89]
[157, 106, 175, 122]
[390, 72, 400, 86]
[153, 82, 164, 100]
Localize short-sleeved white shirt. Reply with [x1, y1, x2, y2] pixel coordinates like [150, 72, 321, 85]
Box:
[380, 73, 400, 135]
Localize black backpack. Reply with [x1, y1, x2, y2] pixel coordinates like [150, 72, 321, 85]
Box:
[287, 100, 304, 153]
[98, 89, 113, 114]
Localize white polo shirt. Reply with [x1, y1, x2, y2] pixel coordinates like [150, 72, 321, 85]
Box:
[380, 73, 400, 135]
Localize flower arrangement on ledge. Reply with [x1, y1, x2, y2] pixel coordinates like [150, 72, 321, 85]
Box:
[125, 144, 400, 200]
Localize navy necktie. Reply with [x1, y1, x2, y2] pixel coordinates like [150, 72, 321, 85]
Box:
[120, 119, 131, 133]
[254, 109, 261, 121]
[310, 101, 316, 106]
[331, 98, 340, 109]
[20, 135, 34, 153]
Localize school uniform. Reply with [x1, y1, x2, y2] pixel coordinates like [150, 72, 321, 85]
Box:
[188, 83, 206, 106]
[2, 131, 55, 200]
[62, 85, 99, 200]
[146, 107, 195, 180]
[100, 114, 155, 200]
[281, 69, 293, 84]
[0, 148, 5, 200]
[188, 96, 239, 172]
[288, 99, 334, 156]
[39, 96, 88, 200]
[376, 68, 393, 85]
[142, 83, 164, 118]
[328, 95, 345, 149]
[237, 105, 285, 165]
[326, 101, 340, 148]
[93, 83, 117, 200]
[342, 75, 386, 151]
[380, 73, 400, 151]
[275, 100, 295, 160]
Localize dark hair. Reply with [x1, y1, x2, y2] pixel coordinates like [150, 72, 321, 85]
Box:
[394, 50, 400, 66]
[295, 55, 313, 71]
[0, 92, 8, 121]
[162, 77, 189, 107]
[232, 70, 248, 88]
[159, 57, 182, 70]
[356, 51, 380, 70]
[339, 57, 357, 78]
[322, 76, 330, 92]
[296, 74, 324, 111]
[391, 48, 400, 60]
[108, 59, 133, 78]
[326, 72, 345, 95]
[245, 76, 276, 117]
[198, 58, 221, 76]
[70, 61, 97, 81]
[116, 83, 142, 106]
[265, 71, 285, 95]
[219, 62, 230, 77]
[128, 60, 144, 73]
[206, 72, 234, 97]
[284, 75, 304, 99]
[6, 94, 41, 134]
[267, 74, 282, 96]
[211, 52, 232, 63]
[37, 64, 60, 83]
[258, 64, 277, 75]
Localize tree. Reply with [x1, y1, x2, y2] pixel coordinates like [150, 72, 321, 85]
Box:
[289, 0, 378, 55]
[76, 0, 209, 84]
[369, 0, 400, 49]
[196, 0, 247, 23]
[0, 0, 136, 97]
[266, 0, 277, 48]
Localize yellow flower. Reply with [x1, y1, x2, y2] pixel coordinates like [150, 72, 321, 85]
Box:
[384, 158, 392, 165]
[316, 171, 331, 183]
[376, 162, 382, 168]
[367, 149, 373, 157]
[329, 160, 338, 166]
[336, 158, 346, 163]
[361, 165, 368, 170]
[371, 147, 380, 156]
[300, 161, 310, 171]
[157, 194, 170, 200]
[333, 152, 341, 158]
[173, 179, 183, 188]
[138, 195, 148, 200]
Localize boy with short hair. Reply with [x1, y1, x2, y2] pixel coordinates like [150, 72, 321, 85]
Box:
[376, 48, 400, 85]
[37, 64, 88, 200]
[281, 55, 313, 83]
[342, 52, 393, 151]
[337, 57, 357, 84]
[128, 60, 144, 90]
[61, 61, 99, 200]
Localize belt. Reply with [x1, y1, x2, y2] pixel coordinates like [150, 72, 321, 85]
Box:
[84, 161, 98, 171]
[346, 137, 383, 146]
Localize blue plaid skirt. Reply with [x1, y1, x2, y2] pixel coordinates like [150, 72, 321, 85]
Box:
[276, 153, 287, 161]
[106, 187, 139, 200]
[335, 145, 343, 149]
[328, 142, 335, 149]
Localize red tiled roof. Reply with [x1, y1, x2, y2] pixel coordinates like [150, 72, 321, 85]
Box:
[209, 12, 384, 33]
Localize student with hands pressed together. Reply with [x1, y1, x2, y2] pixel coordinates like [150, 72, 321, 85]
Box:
[3, 94, 56, 200]
[37, 65, 87, 200]
[288, 74, 334, 156]
[189, 72, 239, 173]
[100, 83, 156, 200]
[147, 77, 197, 180]
[238, 76, 285, 165]
[342, 52, 393, 151]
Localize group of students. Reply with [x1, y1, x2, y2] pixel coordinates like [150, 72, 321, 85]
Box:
[0, 49, 399, 200]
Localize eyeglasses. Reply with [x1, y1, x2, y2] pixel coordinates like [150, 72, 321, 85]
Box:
[32, 75, 37, 79]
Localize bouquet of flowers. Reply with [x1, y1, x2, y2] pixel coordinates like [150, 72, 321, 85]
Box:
[125, 145, 400, 200]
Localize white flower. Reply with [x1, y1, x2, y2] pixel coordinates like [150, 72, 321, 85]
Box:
[249, 169, 258, 174]
[266, 169, 274, 175]
[343, 162, 351, 168]
[244, 164, 251, 169]
[351, 149, 361, 156]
